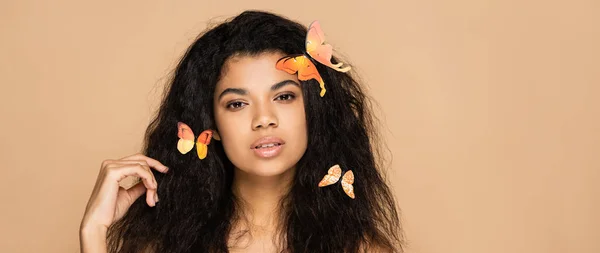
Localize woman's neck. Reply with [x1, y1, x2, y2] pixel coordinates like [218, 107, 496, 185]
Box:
[231, 167, 295, 230]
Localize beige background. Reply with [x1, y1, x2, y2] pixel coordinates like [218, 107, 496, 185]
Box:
[1, 0, 598, 252]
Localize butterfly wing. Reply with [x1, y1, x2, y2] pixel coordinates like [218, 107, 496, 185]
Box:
[276, 55, 327, 97]
[177, 122, 195, 154]
[196, 130, 213, 160]
[305, 21, 351, 73]
[318, 164, 342, 187]
[341, 170, 355, 199]
[305, 21, 326, 53]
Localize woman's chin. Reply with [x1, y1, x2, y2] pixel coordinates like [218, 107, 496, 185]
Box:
[235, 162, 296, 178]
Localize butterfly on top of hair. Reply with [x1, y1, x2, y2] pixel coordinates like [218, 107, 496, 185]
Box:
[176, 122, 220, 160]
[318, 164, 355, 199]
[275, 20, 351, 97]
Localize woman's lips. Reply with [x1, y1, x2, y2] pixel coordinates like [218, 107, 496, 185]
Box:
[252, 143, 284, 158]
[251, 136, 285, 158]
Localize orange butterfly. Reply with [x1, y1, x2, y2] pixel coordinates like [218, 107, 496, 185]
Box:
[318, 164, 355, 199]
[176, 122, 219, 160]
[276, 21, 351, 97]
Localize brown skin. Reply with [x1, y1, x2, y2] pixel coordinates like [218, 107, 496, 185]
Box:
[214, 52, 308, 251]
[80, 52, 308, 253]
[214, 52, 308, 178]
[79, 154, 169, 253]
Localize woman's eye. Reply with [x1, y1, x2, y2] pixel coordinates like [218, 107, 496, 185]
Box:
[227, 101, 245, 109]
[275, 93, 295, 101]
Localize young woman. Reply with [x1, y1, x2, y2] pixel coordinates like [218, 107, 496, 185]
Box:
[80, 10, 404, 253]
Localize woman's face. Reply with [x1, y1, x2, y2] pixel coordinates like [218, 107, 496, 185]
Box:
[213, 52, 308, 177]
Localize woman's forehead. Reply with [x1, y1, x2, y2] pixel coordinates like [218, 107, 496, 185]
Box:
[216, 52, 300, 92]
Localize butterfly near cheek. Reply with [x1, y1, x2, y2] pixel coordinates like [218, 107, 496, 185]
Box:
[276, 21, 351, 97]
[318, 164, 355, 199]
[176, 122, 220, 160]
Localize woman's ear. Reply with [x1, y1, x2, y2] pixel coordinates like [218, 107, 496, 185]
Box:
[212, 130, 221, 141]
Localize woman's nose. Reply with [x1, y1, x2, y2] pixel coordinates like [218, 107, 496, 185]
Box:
[252, 104, 278, 130]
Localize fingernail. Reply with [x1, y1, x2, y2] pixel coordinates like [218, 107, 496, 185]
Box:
[154, 193, 159, 203]
[164, 167, 169, 172]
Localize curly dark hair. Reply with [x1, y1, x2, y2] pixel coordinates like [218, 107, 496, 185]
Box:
[107, 10, 404, 253]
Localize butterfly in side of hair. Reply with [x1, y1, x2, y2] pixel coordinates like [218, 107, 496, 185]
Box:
[276, 21, 351, 97]
[318, 164, 355, 199]
[176, 122, 219, 160]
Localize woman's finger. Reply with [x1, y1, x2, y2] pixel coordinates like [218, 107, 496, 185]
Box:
[105, 161, 157, 187]
[118, 153, 169, 173]
[81, 155, 165, 232]
[123, 181, 154, 207]
[106, 159, 167, 173]
[106, 164, 158, 193]
[112, 182, 155, 222]
[105, 164, 157, 207]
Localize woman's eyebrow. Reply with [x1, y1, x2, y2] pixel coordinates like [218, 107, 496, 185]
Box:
[218, 88, 247, 100]
[271, 79, 300, 91]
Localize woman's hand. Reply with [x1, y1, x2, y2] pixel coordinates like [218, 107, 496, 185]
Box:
[79, 153, 169, 251]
